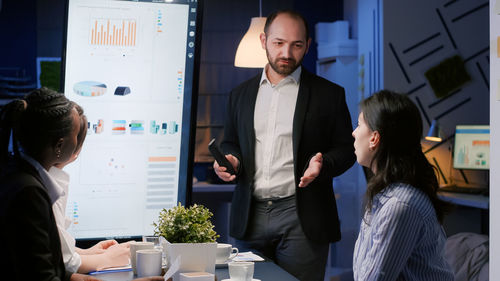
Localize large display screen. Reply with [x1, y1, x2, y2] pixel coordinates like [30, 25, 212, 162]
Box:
[62, 0, 201, 240]
[453, 125, 490, 170]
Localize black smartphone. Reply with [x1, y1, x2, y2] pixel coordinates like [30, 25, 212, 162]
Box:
[208, 138, 236, 175]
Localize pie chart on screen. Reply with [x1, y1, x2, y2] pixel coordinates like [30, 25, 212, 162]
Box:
[73, 81, 107, 97]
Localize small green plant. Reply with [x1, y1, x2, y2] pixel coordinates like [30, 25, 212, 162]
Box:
[153, 203, 219, 243]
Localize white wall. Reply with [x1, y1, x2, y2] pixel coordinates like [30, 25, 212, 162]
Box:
[489, 1, 499, 278]
[357, 0, 383, 100]
[343, 0, 358, 39]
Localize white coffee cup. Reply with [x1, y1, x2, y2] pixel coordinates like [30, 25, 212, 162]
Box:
[216, 243, 238, 263]
[228, 261, 254, 281]
[130, 241, 154, 275]
[136, 249, 162, 277]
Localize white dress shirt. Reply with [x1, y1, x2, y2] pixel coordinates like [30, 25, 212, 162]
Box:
[49, 166, 82, 273]
[253, 65, 301, 199]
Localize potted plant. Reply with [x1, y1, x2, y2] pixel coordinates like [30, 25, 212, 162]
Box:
[153, 203, 219, 280]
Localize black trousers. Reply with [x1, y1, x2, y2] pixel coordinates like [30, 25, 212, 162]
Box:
[235, 196, 329, 281]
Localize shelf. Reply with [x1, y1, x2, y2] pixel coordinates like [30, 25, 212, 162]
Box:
[438, 191, 489, 209]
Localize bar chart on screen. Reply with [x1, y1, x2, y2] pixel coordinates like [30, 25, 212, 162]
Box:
[89, 18, 137, 47]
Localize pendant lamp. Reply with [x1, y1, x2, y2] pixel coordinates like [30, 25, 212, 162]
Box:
[234, 0, 267, 68]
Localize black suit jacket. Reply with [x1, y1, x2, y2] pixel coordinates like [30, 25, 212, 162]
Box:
[0, 159, 72, 281]
[221, 68, 356, 243]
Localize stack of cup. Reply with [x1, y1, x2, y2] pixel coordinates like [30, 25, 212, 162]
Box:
[143, 235, 165, 266]
[136, 249, 162, 277]
[130, 241, 154, 275]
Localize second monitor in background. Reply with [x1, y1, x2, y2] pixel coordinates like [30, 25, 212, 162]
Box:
[453, 125, 490, 171]
[440, 125, 489, 194]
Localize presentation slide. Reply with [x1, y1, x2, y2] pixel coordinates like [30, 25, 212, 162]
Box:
[62, 0, 200, 239]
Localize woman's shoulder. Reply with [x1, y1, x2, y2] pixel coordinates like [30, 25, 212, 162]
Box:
[379, 183, 435, 217]
[2, 158, 41, 183]
[0, 160, 46, 204]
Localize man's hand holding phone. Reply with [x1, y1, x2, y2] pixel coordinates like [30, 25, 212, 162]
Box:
[209, 138, 239, 182]
[213, 154, 239, 182]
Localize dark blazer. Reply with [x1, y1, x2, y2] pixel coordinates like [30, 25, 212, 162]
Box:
[221, 68, 356, 243]
[0, 159, 72, 281]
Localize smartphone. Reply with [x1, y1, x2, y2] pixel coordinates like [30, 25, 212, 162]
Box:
[208, 138, 236, 175]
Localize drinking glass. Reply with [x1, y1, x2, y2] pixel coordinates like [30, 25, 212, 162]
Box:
[142, 235, 165, 266]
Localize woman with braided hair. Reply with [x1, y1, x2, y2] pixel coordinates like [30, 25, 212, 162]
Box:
[0, 88, 162, 281]
[49, 102, 132, 274]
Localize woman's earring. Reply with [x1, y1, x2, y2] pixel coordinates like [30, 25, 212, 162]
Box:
[56, 150, 61, 158]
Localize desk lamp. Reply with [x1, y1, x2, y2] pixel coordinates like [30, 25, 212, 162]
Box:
[425, 119, 443, 142]
[425, 120, 452, 186]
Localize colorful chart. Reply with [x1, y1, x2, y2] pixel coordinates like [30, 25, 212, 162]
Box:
[129, 120, 145, 134]
[90, 18, 137, 47]
[91, 119, 104, 134]
[73, 81, 107, 97]
[150, 120, 168, 134]
[112, 120, 126, 135]
[168, 121, 179, 134]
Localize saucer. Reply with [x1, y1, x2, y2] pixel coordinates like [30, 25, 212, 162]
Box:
[221, 279, 260, 281]
[215, 259, 231, 268]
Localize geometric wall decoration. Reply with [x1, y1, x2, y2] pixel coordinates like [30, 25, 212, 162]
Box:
[383, 0, 489, 187]
[424, 55, 470, 98]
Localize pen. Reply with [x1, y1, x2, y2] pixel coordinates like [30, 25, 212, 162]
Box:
[89, 267, 133, 275]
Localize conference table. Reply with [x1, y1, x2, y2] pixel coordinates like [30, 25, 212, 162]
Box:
[94, 261, 299, 281]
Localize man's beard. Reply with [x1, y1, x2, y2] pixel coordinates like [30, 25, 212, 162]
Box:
[266, 49, 304, 76]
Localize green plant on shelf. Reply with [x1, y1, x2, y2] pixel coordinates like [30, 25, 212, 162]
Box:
[40, 61, 61, 92]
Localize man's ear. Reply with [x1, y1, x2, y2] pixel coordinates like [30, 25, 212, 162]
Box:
[305, 37, 312, 54]
[260, 32, 266, 50]
[369, 131, 380, 150]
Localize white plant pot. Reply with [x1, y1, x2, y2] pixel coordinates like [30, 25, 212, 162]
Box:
[162, 241, 216, 281]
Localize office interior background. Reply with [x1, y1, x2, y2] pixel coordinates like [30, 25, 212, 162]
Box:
[0, 0, 498, 280]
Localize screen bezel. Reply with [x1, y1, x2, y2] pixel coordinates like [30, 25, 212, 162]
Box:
[60, 0, 203, 243]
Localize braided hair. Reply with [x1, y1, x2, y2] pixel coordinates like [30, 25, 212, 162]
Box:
[71, 102, 87, 154]
[0, 87, 75, 168]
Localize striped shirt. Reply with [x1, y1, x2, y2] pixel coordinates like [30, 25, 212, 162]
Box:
[353, 183, 454, 281]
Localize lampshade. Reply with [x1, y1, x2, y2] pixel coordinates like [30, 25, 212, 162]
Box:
[234, 17, 268, 68]
[425, 119, 443, 142]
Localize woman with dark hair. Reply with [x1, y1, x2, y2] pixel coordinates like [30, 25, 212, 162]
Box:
[0, 87, 91, 281]
[351, 90, 454, 281]
[0, 88, 162, 281]
[49, 103, 131, 274]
